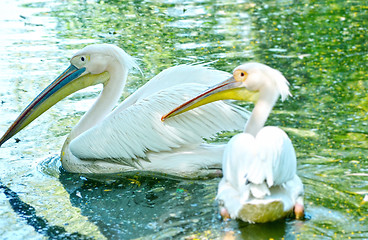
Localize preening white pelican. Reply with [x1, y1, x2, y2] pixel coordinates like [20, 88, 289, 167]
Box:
[162, 62, 304, 222]
[0, 44, 250, 178]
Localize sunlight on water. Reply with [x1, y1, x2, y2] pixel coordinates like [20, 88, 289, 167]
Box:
[0, 0, 367, 239]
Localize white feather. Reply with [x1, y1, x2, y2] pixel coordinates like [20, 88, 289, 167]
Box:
[1, 44, 250, 177]
[70, 83, 247, 162]
[216, 129, 303, 222]
[64, 64, 249, 174]
[218, 127, 297, 202]
[214, 63, 304, 223]
[109, 64, 231, 112]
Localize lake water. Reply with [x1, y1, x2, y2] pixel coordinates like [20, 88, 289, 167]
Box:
[0, 0, 367, 239]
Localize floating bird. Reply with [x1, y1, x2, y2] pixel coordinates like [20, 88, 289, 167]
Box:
[0, 44, 249, 178]
[162, 62, 304, 222]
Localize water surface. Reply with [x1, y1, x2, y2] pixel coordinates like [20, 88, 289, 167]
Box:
[0, 0, 367, 239]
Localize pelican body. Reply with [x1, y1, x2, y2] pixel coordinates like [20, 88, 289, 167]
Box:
[0, 44, 249, 178]
[163, 62, 304, 222]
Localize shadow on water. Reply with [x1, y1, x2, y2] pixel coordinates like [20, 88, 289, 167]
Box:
[55, 161, 305, 239]
[0, 179, 92, 240]
[3, 158, 307, 240]
[237, 220, 287, 239]
[59, 170, 207, 239]
[37, 153, 307, 240]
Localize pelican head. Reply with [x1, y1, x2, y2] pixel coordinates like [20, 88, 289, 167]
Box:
[0, 44, 136, 146]
[162, 62, 290, 121]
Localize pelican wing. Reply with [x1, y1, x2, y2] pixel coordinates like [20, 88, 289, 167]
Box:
[221, 133, 255, 191]
[110, 64, 232, 113]
[69, 83, 248, 165]
[220, 127, 297, 203]
[248, 126, 297, 187]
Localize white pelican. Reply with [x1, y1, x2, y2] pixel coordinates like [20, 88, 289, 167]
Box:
[0, 44, 250, 178]
[162, 62, 304, 222]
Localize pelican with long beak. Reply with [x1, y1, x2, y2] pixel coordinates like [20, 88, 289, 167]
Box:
[162, 62, 304, 222]
[0, 44, 249, 178]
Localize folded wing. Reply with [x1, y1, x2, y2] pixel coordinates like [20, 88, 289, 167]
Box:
[69, 65, 249, 165]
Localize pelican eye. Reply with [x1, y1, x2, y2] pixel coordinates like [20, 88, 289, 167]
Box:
[233, 69, 247, 82]
[71, 55, 89, 68]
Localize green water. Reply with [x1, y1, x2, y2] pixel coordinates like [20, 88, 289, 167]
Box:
[0, 0, 367, 239]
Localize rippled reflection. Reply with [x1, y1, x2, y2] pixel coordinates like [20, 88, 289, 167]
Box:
[0, 0, 367, 239]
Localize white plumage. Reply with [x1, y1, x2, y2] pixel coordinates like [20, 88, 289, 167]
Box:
[217, 127, 303, 222]
[217, 63, 304, 223]
[61, 61, 249, 176]
[162, 62, 304, 222]
[71, 83, 246, 161]
[0, 44, 249, 178]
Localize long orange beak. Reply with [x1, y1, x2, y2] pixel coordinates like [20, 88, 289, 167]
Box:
[161, 76, 258, 121]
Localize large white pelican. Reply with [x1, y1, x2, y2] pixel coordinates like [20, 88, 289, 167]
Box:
[162, 62, 304, 222]
[0, 44, 249, 178]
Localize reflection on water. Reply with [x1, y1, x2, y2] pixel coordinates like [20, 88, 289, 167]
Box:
[58, 167, 294, 240]
[0, 0, 367, 239]
[59, 171, 216, 239]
